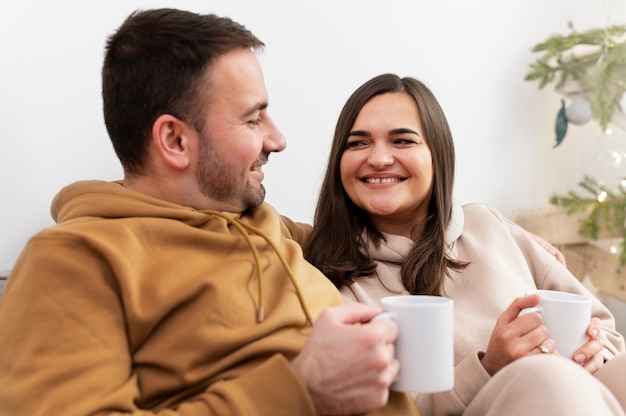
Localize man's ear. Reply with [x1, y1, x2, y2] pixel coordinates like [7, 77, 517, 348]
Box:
[151, 114, 195, 170]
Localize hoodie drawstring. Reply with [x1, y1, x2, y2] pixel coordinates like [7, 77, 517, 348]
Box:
[205, 210, 314, 326]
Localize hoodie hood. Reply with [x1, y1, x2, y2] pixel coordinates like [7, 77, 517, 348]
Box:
[51, 180, 316, 325]
[362, 199, 465, 264]
[52, 180, 212, 226]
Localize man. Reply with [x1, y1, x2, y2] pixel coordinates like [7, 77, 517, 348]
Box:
[0, 8, 415, 416]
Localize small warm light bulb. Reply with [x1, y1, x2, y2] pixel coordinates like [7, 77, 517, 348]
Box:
[612, 152, 622, 164]
[605, 128, 613, 135]
[598, 191, 607, 202]
[621, 178, 626, 187]
[611, 244, 618, 254]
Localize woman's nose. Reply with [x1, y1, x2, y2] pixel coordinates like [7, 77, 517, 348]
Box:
[368, 144, 394, 168]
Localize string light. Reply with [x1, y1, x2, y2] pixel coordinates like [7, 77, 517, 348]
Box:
[612, 151, 622, 165]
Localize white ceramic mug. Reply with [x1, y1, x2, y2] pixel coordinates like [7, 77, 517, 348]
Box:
[519, 289, 592, 360]
[378, 295, 454, 393]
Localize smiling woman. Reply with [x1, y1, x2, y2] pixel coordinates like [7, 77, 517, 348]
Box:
[304, 73, 626, 416]
[340, 92, 433, 239]
[306, 74, 462, 296]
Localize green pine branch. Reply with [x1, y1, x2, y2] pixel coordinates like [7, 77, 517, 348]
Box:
[525, 22, 626, 131]
[550, 175, 626, 264]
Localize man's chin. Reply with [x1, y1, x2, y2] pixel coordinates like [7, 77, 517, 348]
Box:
[244, 186, 266, 210]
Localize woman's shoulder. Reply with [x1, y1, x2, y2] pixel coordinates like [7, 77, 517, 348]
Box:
[461, 202, 506, 222]
[460, 202, 534, 243]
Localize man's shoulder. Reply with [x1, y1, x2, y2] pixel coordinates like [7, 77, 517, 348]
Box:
[279, 215, 312, 246]
[248, 204, 312, 244]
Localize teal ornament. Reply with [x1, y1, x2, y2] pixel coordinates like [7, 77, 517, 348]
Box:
[554, 99, 568, 148]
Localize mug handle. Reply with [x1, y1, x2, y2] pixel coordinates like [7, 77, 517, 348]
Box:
[371, 311, 398, 321]
[518, 306, 543, 317]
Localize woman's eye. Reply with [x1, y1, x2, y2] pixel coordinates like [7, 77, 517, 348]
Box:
[394, 138, 416, 145]
[346, 140, 366, 148]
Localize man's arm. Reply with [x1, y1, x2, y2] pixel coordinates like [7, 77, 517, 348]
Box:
[292, 303, 400, 415]
[0, 238, 320, 416]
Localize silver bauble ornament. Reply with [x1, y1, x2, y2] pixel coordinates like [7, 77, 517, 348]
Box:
[565, 98, 593, 125]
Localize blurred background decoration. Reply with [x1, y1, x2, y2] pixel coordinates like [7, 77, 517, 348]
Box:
[525, 22, 626, 263]
[525, 22, 626, 144]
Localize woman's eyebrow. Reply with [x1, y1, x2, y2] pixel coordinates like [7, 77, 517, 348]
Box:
[348, 129, 371, 137]
[348, 127, 421, 137]
[389, 127, 420, 137]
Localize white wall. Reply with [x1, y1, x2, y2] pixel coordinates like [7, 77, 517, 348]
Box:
[1, 0, 625, 271]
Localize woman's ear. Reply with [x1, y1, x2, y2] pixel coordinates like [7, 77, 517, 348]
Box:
[151, 114, 195, 170]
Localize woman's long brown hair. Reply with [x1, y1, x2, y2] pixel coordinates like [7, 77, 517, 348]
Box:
[304, 74, 467, 296]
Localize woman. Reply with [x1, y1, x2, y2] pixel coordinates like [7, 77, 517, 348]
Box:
[304, 73, 626, 415]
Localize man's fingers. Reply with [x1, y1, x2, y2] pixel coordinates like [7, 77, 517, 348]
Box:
[327, 303, 383, 325]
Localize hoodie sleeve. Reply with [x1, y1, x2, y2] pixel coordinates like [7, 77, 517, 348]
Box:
[0, 236, 318, 416]
[280, 215, 313, 247]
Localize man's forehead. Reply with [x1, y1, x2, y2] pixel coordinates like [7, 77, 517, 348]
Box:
[204, 50, 268, 110]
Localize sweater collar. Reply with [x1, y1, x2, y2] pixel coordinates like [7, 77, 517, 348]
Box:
[362, 199, 465, 263]
[446, 199, 464, 246]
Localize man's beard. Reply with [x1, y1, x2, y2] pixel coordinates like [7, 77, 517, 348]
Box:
[195, 132, 266, 211]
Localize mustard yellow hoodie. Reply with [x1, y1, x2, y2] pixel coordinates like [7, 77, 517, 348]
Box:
[0, 180, 418, 416]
